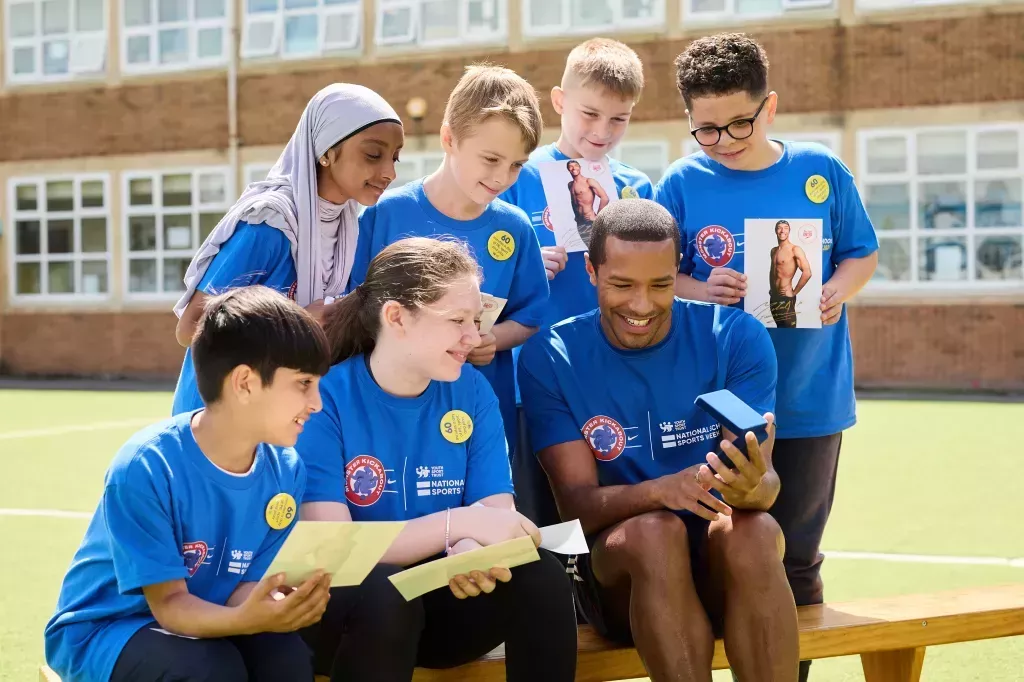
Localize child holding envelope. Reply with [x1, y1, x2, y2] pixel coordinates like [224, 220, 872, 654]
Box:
[296, 238, 576, 682]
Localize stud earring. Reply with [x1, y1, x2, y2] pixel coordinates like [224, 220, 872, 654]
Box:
[320, 158, 328, 167]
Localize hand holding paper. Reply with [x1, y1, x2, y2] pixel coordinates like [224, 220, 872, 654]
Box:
[264, 521, 405, 588]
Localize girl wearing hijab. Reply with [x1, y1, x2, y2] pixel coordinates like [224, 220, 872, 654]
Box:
[170, 83, 404, 416]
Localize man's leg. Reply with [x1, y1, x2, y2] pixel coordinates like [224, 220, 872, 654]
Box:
[229, 631, 314, 682]
[768, 434, 844, 681]
[705, 511, 799, 682]
[109, 624, 248, 682]
[770, 295, 797, 329]
[589, 510, 715, 681]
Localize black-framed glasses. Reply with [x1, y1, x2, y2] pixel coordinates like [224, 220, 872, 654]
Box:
[690, 97, 768, 147]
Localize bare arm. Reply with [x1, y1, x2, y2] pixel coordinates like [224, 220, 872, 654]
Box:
[590, 179, 610, 211]
[144, 579, 250, 638]
[491, 320, 537, 352]
[175, 291, 209, 348]
[792, 246, 812, 296]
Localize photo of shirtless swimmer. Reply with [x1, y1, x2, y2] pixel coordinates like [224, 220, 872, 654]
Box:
[769, 219, 812, 328]
[566, 160, 610, 245]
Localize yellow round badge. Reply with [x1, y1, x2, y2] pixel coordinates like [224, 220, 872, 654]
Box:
[620, 186, 639, 199]
[265, 493, 297, 530]
[487, 231, 515, 261]
[805, 175, 830, 204]
[440, 410, 474, 444]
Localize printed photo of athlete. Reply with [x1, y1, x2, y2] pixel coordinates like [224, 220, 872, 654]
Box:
[769, 220, 812, 328]
[567, 160, 610, 245]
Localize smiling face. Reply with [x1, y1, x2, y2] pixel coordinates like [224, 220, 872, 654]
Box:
[443, 117, 530, 208]
[687, 91, 776, 171]
[775, 220, 791, 242]
[318, 121, 405, 205]
[567, 160, 581, 177]
[553, 84, 635, 161]
[249, 367, 323, 447]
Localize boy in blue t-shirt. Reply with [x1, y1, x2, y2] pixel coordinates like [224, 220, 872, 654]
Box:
[44, 287, 332, 682]
[350, 65, 549, 459]
[655, 33, 879, 681]
[518, 200, 798, 680]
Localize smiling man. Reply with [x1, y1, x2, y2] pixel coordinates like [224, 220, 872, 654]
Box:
[518, 199, 798, 681]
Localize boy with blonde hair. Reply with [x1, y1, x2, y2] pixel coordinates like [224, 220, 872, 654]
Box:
[351, 64, 549, 459]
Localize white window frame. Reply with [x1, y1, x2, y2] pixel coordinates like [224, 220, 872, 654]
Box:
[613, 139, 670, 186]
[376, 0, 506, 49]
[120, 0, 231, 75]
[4, 0, 108, 85]
[244, 163, 275, 187]
[391, 151, 445, 188]
[121, 167, 234, 301]
[7, 174, 113, 303]
[682, 0, 833, 25]
[524, 0, 664, 38]
[855, 0, 987, 12]
[242, 0, 362, 60]
[858, 123, 1024, 292]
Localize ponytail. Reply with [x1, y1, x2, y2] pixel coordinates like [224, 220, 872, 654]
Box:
[323, 286, 378, 365]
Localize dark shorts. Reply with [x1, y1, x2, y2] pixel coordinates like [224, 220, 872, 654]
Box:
[568, 513, 714, 644]
[770, 294, 797, 328]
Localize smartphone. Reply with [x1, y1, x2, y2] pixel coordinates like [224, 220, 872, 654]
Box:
[694, 389, 769, 471]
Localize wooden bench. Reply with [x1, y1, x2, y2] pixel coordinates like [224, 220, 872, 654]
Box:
[40, 584, 1024, 682]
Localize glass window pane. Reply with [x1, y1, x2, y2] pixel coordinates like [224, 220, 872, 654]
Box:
[246, 19, 276, 51]
[919, 181, 966, 230]
[977, 130, 1019, 171]
[866, 136, 907, 174]
[864, 183, 910, 231]
[917, 130, 967, 175]
[571, 0, 613, 27]
[42, 0, 71, 35]
[48, 261, 74, 293]
[873, 237, 911, 282]
[10, 3, 37, 37]
[159, 0, 188, 22]
[129, 215, 157, 250]
[467, 0, 499, 31]
[82, 217, 107, 251]
[163, 258, 190, 292]
[623, 0, 659, 19]
[691, 0, 727, 12]
[284, 14, 318, 54]
[129, 258, 158, 292]
[76, 0, 104, 31]
[196, 0, 226, 19]
[285, 0, 317, 7]
[248, 0, 278, 12]
[198, 173, 226, 204]
[16, 221, 42, 255]
[81, 180, 104, 207]
[197, 27, 223, 58]
[124, 0, 152, 26]
[528, 0, 562, 26]
[126, 35, 151, 64]
[976, 235, 1022, 281]
[919, 236, 967, 281]
[47, 219, 74, 253]
[162, 174, 192, 206]
[379, 7, 412, 41]
[163, 214, 193, 249]
[15, 184, 38, 211]
[975, 179, 1022, 229]
[17, 262, 42, 294]
[158, 28, 188, 63]
[199, 213, 221, 242]
[130, 177, 154, 205]
[47, 181, 74, 211]
[736, 0, 781, 14]
[324, 13, 356, 47]
[81, 260, 108, 293]
[422, 1, 459, 42]
[43, 40, 71, 74]
[12, 47, 36, 75]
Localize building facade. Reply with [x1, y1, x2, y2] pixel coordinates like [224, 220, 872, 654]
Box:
[1, 0, 1022, 390]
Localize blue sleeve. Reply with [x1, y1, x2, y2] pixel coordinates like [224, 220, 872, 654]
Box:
[723, 314, 777, 420]
[517, 342, 581, 453]
[198, 222, 291, 293]
[104, 475, 187, 594]
[293, 390, 346, 504]
[348, 206, 377, 291]
[502, 216, 549, 328]
[244, 461, 307, 582]
[654, 173, 693, 275]
[463, 372, 515, 504]
[637, 177, 655, 200]
[830, 158, 879, 263]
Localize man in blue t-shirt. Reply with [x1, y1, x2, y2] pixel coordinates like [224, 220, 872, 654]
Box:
[45, 287, 332, 682]
[519, 200, 798, 681]
[656, 33, 879, 681]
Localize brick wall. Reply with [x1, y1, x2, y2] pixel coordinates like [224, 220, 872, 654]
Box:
[4, 12, 1024, 162]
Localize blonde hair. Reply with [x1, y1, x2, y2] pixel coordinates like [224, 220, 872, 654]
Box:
[562, 38, 645, 102]
[443, 64, 543, 153]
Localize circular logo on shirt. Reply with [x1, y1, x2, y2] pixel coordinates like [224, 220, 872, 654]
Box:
[345, 455, 387, 507]
[440, 410, 474, 444]
[620, 185, 639, 199]
[695, 225, 736, 268]
[542, 206, 554, 232]
[798, 223, 819, 245]
[805, 175, 830, 204]
[265, 493, 297, 530]
[182, 541, 209, 577]
[488, 231, 515, 261]
[582, 415, 626, 462]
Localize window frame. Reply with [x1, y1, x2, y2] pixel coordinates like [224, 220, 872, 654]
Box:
[613, 139, 670, 186]
[681, 0, 833, 25]
[241, 0, 363, 60]
[121, 167, 234, 301]
[4, 0, 109, 85]
[523, 0, 665, 39]
[857, 123, 1024, 292]
[375, 0, 507, 50]
[390, 150, 445, 189]
[854, 0, 988, 12]
[120, 0, 231, 75]
[6, 173, 114, 304]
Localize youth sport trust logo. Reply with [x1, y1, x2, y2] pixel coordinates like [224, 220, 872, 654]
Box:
[581, 415, 626, 462]
[695, 225, 735, 268]
[345, 455, 386, 507]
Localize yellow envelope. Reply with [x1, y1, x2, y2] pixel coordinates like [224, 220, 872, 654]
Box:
[388, 536, 540, 601]
[265, 520, 406, 588]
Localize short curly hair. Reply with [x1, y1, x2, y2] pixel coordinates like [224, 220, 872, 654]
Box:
[674, 33, 769, 107]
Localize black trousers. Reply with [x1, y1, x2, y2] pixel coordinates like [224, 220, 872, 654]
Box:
[302, 551, 578, 682]
[110, 624, 313, 682]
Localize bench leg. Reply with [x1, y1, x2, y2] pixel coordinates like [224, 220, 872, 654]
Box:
[860, 647, 925, 682]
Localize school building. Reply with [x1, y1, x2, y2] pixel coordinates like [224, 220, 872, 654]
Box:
[0, 0, 1021, 390]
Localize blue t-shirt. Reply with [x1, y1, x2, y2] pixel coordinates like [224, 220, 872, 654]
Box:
[500, 143, 654, 328]
[655, 141, 878, 439]
[171, 222, 298, 415]
[350, 179, 549, 455]
[44, 412, 305, 682]
[295, 355, 514, 519]
[518, 299, 776, 489]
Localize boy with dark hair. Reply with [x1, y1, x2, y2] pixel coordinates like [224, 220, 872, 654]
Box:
[45, 287, 333, 682]
[656, 32, 879, 681]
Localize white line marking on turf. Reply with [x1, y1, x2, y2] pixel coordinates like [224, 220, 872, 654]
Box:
[824, 550, 1024, 568]
[0, 508, 92, 519]
[0, 418, 157, 441]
